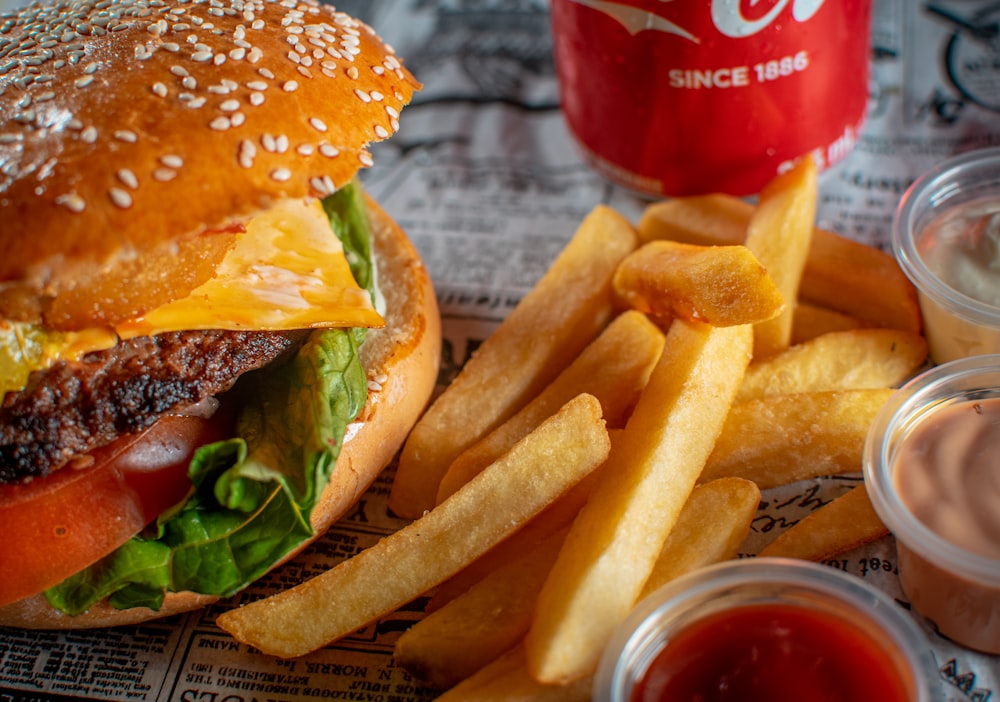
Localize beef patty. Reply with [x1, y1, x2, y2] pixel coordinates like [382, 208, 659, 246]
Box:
[0, 329, 306, 484]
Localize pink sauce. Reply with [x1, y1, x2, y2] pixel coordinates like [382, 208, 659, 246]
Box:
[894, 397, 1000, 559]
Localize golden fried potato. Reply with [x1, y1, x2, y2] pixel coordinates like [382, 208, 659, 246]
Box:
[436, 311, 663, 503]
[525, 321, 752, 684]
[758, 483, 888, 561]
[743, 155, 817, 357]
[737, 329, 928, 401]
[390, 206, 637, 518]
[435, 646, 592, 702]
[640, 477, 760, 598]
[637, 194, 921, 334]
[613, 240, 784, 326]
[702, 389, 895, 489]
[395, 528, 568, 689]
[216, 394, 611, 658]
[792, 302, 864, 344]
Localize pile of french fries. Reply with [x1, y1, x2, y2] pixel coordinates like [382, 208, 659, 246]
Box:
[216, 155, 927, 700]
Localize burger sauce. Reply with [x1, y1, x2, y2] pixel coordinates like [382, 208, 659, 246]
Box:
[629, 602, 914, 702]
[892, 396, 1000, 653]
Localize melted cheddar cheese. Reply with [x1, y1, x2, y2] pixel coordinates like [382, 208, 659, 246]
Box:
[0, 198, 382, 396]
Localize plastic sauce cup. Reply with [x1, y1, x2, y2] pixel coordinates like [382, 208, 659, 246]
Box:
[892, 147, 1000, 363]
[593, 558, 935, 702]
[864, 355, 1000, 655]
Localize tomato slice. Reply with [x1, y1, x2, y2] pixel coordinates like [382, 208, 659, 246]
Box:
[0, 413, 231, 608]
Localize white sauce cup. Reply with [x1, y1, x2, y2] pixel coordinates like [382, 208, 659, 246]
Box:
[892, 147, 1000, 363]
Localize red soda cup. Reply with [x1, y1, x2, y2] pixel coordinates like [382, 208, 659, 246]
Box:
[550, 0, 872, 197]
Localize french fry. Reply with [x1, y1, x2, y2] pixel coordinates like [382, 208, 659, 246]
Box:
[389, 205, 637, 519]
[637, 193, 922, 334]
[525, 320, 753, 684]
[792, 302, 864, 344]
[216, 394, 611, 658]
[702, 389, 895, 489]
[612, 240, 784, 326]
[427, 468, 597, 612]
[640, 477, 760, 598]
[395, 528, 569, 689]
[429, 430, 624, 612]
[736, 329, 928, 401]
[743, 155, 817, 357]
[435, 311, 663, 503]
[435, 646, 592, 702]
[400, 477, 760, 690]
[758, 483, 889, 561]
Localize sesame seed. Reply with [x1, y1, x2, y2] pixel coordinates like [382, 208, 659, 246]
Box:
[251, 19, 265, 30]
[275, 134, 288, 152]
[182, 75, 197, 89]
[229, 47, 245, 60]
[55, 193, 86, 212]
[152, 81, 168, 97]
[296, 143, 314, 156]
[109, 187, 132, 208]
[374, 124, 389, 138]
[261, 134, 276, 152]
[83, 62, 99, 74]
[163, 42, 180, 52]
[209, 116, 230, 130]
[186, 96, 207, 108]
[346, 65, 358, 79]
[81, 126, 98, 143]
[192, 50, 212, 62]
[247, 46, 262, 62]
[353, 88, 370, 103]
[319, 143, 338, 158]
[308, 116, 326, 132]
[257, 67, 275, 79]
[230, 111, 245, 127]
[247, 80, 267, 90]
[114, 129, 137, 143]
[160, 154, 183, 168]
[170, 65, 189, 77]
[358, 150, 373, 167]
[117, 168, 138, 189]
[282, 80, 298, 92]
[270, 167, 291, 181]
[249, 92, 264, 106]
[220, 98, 240, 111]
[151, 167, 175, 182]
[74, 75, 94, 88]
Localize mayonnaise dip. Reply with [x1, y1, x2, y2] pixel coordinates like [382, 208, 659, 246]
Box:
[917, 197, 1000, 307]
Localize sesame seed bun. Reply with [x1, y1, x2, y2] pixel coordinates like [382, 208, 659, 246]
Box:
[0, 0, 419, 329]
[0, 0, 441, 628]
[0, 196, 442, 628]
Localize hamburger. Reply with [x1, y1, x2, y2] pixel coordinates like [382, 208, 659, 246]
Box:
[0, 0, 440, 628]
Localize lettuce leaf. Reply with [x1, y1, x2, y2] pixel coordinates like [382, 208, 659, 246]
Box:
[44, 182, 374, 616]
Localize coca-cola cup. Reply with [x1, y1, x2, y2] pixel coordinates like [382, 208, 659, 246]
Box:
[550, 0, 872, 197]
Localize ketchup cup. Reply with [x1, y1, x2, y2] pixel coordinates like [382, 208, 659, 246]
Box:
[594, 558, 935, 702]
[865, 355, 1000, 655]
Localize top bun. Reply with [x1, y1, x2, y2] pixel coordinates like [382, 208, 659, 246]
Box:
[0, 0, 419, 328]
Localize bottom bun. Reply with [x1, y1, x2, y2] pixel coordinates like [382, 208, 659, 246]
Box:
[0, 197, 441, 629]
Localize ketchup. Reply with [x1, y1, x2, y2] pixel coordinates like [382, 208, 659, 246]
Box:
[630, 602, 913, 702]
